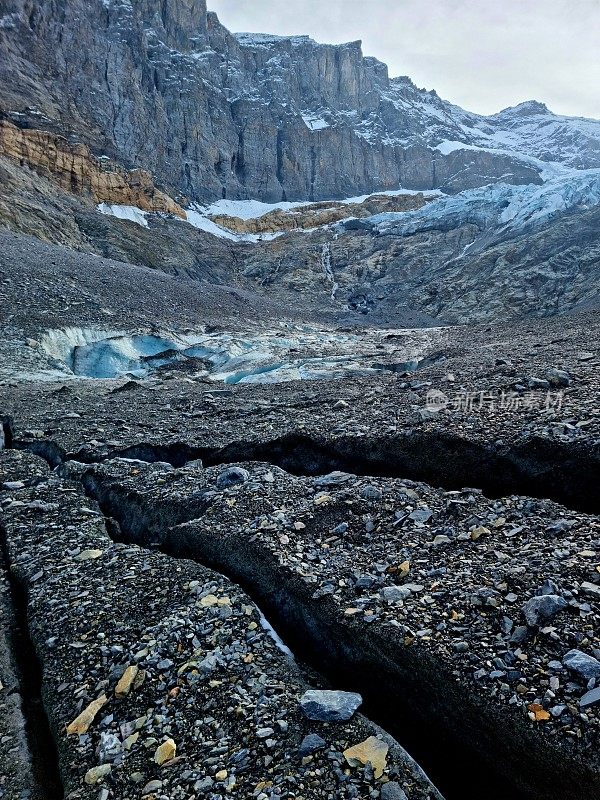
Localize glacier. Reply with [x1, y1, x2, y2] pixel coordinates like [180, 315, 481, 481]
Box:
[367, 169, 600, 237]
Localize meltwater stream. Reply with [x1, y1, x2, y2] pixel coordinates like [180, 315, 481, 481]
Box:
[37, 325, 446, 384]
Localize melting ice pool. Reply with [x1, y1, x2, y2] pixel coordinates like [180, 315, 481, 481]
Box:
[36, 326, 444, 384]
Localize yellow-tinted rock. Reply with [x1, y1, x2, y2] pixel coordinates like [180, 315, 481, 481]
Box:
[154, 738, 176, 765]
[84, 764, 111, 784]
[343, 736, 389, 779]
[199, 594, 219, 607]
[66, 694, 108, 735]
[77, 549, 103, 561]
[115, 665, 139, 698]
[0, 120, 185, 218]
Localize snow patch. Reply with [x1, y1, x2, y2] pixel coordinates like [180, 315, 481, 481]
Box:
[302, 113, 330, 131]
[202, 198, 311, 220]
[186, 206, 283, 242]
[97, 203, 148, 227]
[435, 140, 488, 155]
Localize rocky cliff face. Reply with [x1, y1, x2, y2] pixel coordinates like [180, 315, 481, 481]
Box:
[1, 0, 599, 328]
[233, 171, 600, 324]
[0, 0, 543, 202]
[0, 120, 185, 216]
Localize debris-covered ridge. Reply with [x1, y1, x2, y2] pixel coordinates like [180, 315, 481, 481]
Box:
[76, 456, 600, 800]
[0, 449, 442, 800]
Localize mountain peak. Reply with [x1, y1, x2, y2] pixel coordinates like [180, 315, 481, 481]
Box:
[495, 100, 551, 118]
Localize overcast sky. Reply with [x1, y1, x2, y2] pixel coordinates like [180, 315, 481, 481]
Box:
[209, 0, 599, 119]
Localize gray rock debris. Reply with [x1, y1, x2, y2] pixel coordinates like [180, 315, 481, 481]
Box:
[522, 595, 568, 626]
[563, 650, 600, 681]
[79, 455, 600, 800]
[216, 466, 250, 489]
[299, 690, 363, 722]
[0, 450, 441, 800]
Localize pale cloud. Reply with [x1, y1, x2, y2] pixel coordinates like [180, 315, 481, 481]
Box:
[209, 0, 600, 118]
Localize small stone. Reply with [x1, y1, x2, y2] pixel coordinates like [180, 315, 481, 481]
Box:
[546, 368, 571, 387]
[528, 703, 550, 722]
[299, 689, 362, 722]
[510, 626, 529, 645]
[124, 732, 139, 750]
[580, 688, 600, 709]
[216, 467, 249, 489]
[199, 594, 219, 607]
[527, 377, 551, 390]
[154, 738, 176, 765]
[115, 665, 139, 698]
[84, 765, 111, 785]
[432, 535, 451, 546]
[77, 549, 103, 561]
[66, 694, 108, 735]
[215, 770, 228, 781]
[343, 736, 389, 779]
[142, 781, 163, 795]
[522, 595, 567, 626]
[381, 783, 409, 800]
[298, 734, 326, 756]
[2, 481, 24, 490]
[314, 471, 352, 487]
[409, 508, 433, 523]
[360, 485, 382, 501]
[581, 581, 600, 599]
[381, 585, 411, 603]
[96, 731, 122, 763]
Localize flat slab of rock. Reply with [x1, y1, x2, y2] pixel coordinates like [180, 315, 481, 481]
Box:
[300, 690, 363, 722]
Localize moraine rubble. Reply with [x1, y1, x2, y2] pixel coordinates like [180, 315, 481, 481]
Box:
[1, 310, 600, 799]
[0, 449, 441, 800]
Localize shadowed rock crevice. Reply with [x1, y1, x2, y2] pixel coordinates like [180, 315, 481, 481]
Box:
[0, 416, 13, 450]
[25, 428, 600, 514]
[78, 467, 544, 800]
[0, 523, 63, 800]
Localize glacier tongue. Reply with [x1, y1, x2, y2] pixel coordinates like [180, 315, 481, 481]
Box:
[31, 326, 447, 384]
[368, 169, 600, 237]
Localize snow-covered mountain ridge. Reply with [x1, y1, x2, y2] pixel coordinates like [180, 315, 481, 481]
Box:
[378, 80, 600, 169]
[229, 31, 600, 172]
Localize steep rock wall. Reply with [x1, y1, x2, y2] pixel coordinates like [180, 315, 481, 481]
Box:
[0, 120, 186, 216]
[0, 0, 541, 202]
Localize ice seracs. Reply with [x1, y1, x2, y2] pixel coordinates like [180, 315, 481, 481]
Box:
[368, 168, 600, 237]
